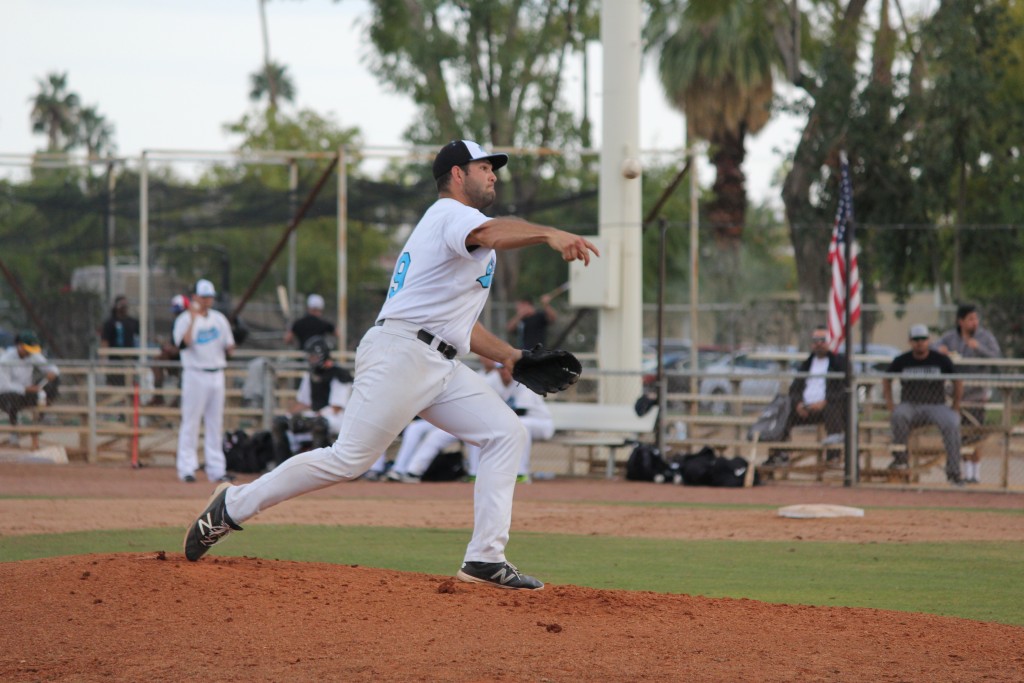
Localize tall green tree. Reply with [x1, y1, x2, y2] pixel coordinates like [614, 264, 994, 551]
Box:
[249, 61, 297, 111]
[29, 72, 80, 152]
[649, 0, 777, 254]
[75, 105, 117, 158]
[363, 0, 598, 301]
[764, 0, 870, 311]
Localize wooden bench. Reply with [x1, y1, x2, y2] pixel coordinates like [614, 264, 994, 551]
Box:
[547, 402, 659, 478]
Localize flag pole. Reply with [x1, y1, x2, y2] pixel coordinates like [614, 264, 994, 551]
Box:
[841, 151, 859, 487]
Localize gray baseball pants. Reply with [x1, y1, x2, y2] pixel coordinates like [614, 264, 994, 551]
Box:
[890, 403, 961, 479]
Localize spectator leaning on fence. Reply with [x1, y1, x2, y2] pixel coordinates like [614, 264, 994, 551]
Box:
[934, 304, 1001, 484]
[0, 331, 60, 446]
[883, 324, 964, 486]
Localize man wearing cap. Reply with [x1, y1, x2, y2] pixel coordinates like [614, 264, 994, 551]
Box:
[883, 324, 964, 485]
[284, 293, 336, 350]
[0, 331, 60, 446]
[173, 279, 236, 483]
[185, 139, 598, 590]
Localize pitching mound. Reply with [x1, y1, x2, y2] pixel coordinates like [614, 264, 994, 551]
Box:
[2, 552, 1023, 682]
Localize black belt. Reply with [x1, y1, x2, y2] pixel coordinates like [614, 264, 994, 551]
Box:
[200, 368, 223, 373]
[376, 319, 457, 360]
[416, 329, 457, 360]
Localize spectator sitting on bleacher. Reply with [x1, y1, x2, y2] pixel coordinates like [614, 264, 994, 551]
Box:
[271, 335, 353, 465]
[0, 330, 60, 447]
[883, 324, 964, 486]
[765, 325, 848, 467]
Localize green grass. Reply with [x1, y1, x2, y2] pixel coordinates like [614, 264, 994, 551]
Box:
[2, 525, 1022, 626]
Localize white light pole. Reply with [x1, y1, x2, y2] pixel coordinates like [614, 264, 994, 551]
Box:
[597, 0, 643, 403]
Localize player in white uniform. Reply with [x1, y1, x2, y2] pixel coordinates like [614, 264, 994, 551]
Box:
[174, 279, 236, 483]
[184, 140, 598, 590]
[465, 363, 555, 482]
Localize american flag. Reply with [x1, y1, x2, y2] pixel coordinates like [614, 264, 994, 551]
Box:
[827, 153, 861, 352]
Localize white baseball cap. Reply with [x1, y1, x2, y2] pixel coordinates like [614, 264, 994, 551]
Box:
[195, 279, 216, 297]
[307, 293, 325, 310]
[909, 324, 930, 339]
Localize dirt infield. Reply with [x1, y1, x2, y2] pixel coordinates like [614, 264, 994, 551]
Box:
[1, 462, 1023, 682]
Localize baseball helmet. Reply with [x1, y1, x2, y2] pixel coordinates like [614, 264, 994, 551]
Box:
[303, 335, 331, 371]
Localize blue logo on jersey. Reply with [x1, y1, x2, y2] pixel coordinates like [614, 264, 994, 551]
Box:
[476, 256, 495, 289]
[196, 327, 220, 345]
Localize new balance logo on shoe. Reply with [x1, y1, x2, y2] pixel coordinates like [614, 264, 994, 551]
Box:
[195, 513, 233, 548]
[490, 566, 518, 585]
[183, 482, 243, 562]
[456, 560, 544, 590]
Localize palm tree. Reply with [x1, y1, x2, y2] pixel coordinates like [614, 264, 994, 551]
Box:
[29, 71, 80, 151]
[654, 1, 777, 252]
[76, 106, 117, 157]
[249, 61, 296, 111]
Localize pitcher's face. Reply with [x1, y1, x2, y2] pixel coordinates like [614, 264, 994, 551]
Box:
[460, 161, 497, 209]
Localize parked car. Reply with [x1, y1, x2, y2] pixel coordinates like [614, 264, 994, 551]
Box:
[642, 347, 725, 397]
[697, 347, 797, 415]
[838, 342, 902, 373]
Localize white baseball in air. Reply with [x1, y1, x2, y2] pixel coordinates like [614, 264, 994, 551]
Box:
[620, 158, 642, 179]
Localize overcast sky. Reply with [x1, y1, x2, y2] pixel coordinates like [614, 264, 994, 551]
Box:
[0, 0, 803, 204]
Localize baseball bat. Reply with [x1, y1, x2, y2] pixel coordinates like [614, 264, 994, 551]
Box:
[545, 281, 570, 300]
[277, 285, 291, 321]
[744, 433, 760, 487]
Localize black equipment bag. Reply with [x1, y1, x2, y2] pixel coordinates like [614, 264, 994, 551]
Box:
[626, 443, 670, 482]
[420, 449, 467, 482]
[225, 429, 276, 473]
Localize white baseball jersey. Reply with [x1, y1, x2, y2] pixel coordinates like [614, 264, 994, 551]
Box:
[377, 198, 495, 354]
[173, 309, 235, 369]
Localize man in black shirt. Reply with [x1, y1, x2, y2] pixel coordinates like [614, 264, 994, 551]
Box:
[882, 324, 964, 485]
[99, 295, 140, 387]
[506, 294, 556, 349]
[284, 293, 336, 350]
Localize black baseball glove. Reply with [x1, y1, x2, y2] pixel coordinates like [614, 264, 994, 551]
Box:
[511, 345, 582, 397]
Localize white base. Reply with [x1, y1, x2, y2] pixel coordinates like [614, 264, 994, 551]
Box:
[778, 504, 865, 519]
